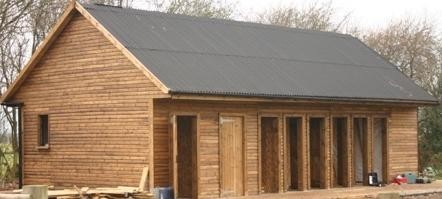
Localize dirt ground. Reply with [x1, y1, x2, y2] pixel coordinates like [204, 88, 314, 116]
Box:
[244, 181, 442, 199]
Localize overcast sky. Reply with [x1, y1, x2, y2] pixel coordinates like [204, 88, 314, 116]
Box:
[234, 0, 442, 30]
[134, 0, 442, 31]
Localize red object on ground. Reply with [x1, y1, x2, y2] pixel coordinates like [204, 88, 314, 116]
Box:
[393, 175, 408, 185]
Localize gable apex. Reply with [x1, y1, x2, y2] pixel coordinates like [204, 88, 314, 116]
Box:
[0, 1, 169, 103]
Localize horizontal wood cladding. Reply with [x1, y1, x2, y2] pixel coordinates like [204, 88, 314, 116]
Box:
[12, 13, 162, 187]
[5, 5, 419, 195]
[153, 99, 418, 198]
[389, 107, 418, 179]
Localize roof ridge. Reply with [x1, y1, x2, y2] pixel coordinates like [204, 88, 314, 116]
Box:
[82, 3, 352, 39]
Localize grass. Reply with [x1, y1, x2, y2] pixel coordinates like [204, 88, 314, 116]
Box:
[0, 143, 17, 187]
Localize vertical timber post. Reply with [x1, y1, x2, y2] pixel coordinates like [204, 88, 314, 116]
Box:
[148, 98, 154, 192]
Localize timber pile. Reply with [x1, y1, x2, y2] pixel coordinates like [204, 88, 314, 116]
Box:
[47, 186, 150, 199]
[0, 166, 153, 199]
[3, 186, 153, 199]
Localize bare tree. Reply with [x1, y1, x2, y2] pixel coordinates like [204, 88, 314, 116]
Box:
[81, 0, 134, 7]
[161, 0, 234, 19]
[29, 0, 69, 53]
[0, 0, 32, 188]
[0, 1, 33, 43]
[256, 1, 351, 32]
[362, 18, 442, 172]
[362, 18, 441, 93]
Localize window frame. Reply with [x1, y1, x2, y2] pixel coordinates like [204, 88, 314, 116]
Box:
[37, 114, 50, 150]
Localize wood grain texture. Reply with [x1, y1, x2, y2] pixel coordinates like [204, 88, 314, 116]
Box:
[260, 117, 280, 193]
[7, 7, 420, 196]
[153, 99, 419, 198]
[220, 116, 244, 197]
[74, 3, 170, 94]
[0, 2, 76, 103]
[12, 13, 162, 188]
[389, 107, 418, 180]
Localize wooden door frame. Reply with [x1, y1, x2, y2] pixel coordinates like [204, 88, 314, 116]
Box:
[330, 114, 351, 187]
[351, 115, 370, 186]
[258, 113, 283, 194]
[371, 115, 389, 184]
[170, 113, 200, 199]
[307, 113, 330, 189]
[218, 113, 247, 197]
[283, 113, 306, 192]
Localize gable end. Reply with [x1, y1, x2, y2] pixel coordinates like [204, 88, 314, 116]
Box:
[0, 2, 169, 103]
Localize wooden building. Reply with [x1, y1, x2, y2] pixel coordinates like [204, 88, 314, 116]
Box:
[0, 2, 438, 199]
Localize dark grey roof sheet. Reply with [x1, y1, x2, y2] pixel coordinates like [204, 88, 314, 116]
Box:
[83, 4, 437, 103]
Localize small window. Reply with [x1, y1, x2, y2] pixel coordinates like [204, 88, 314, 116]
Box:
[38, 115, 49, 147]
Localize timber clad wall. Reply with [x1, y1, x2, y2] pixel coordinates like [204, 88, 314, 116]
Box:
[154, 99, 418, 198]
[389, 107, 418, 178]
[12, 13, 162, 187]
[8, 8, 420, 198]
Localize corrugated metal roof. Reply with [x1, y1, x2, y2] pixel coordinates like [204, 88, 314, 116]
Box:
[83, 3, 437, 103]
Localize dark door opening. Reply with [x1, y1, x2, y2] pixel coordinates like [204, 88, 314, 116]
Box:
[175, 116, 197, 199]
[261, 117, 280, 193]
[353, 118, 368, 185]
[286, 117, 302, 190]
[309, 117, 325, 188]
[332, 117, 348, 187]
[373, 118, 388, 183]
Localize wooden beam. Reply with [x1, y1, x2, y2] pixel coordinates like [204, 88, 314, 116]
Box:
[147, 98, 155, 192]
[170, 94, 433, 107]
[278, 114, 283, 193]
[346, 116, 352, 187]
[299, 115, 308, 191]
[324, 114, 331, 189]
[138, 166, 149, 192]
[74, 3, 170, 94]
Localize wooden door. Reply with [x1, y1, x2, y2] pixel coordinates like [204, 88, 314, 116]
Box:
[261, 117, 280, 193]
[220, 116, 244, 197]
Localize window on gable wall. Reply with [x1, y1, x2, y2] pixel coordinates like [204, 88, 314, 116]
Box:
[38, 115, 49, 147]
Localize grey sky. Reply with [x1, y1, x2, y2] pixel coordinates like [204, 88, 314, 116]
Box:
[133, 0, 442, 30]
[234, 0, 442, 29]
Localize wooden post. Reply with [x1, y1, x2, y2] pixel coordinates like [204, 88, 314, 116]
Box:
[22, 185, 48, 199]
[346, 117, 353, 187]
[364, 117, 373, 186]
[139, 166, 149, 192]
[298, 116, 308, 191]
[324, 115, 331, 189]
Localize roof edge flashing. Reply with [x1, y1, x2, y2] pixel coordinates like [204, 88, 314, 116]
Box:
[169, 91, 439, 106]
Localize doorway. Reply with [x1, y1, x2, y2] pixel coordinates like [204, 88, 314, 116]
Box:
[285, 117, 302, 190]
[373, 118, 388, 183]
[353, 118, 368, 185]
[172, 115, 198, 199]
[220, 116, 245, 197]
[309, 117, 325, 188]
[332, 117, 349, 187]
[260, 117, 280, 193]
